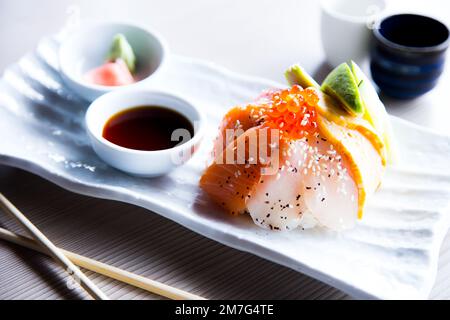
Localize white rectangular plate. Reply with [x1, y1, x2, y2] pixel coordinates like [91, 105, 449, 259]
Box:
[1, 35, 450, 299]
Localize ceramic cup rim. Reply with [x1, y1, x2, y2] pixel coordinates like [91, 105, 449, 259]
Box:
[373, 13, 450, 54]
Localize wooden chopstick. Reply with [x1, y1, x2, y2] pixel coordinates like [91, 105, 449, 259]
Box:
[0, 193, 109, 300]
[0, 227, 206, 300]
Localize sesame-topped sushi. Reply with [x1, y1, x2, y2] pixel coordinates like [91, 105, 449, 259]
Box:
[200, 61, 395, 231]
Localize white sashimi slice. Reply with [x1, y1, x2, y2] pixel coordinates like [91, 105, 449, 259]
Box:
[301, 134, 359, 231]
[246, 140, 309, 231]
[247, 134, 359, 231]
[317, 116, 385, 217]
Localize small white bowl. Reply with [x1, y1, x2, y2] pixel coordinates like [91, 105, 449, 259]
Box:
[85, 89, 205, 177]
[59, 22, 168, 101]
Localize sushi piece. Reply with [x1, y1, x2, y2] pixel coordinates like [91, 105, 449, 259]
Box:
[200, 63, 393, 231]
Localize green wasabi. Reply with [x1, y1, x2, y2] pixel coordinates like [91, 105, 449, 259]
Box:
[107, 34, 137, 73]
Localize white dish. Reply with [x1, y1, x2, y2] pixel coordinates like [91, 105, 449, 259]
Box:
[1, 35, 450, 299]
[59, 22, 168, 101]
[85, 89, 206, 177]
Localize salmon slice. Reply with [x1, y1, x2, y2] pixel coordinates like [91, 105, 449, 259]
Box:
[213, 105, 262, 155]
[200, 126, 280, 215]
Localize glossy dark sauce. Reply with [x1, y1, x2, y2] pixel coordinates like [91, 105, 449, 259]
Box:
[103, 106, 194, 151]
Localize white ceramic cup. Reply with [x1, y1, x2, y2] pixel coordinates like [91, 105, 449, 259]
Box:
[320, 0, 387, 67]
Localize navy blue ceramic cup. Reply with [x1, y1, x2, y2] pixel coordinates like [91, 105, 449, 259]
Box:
[370, 14, 449, 99]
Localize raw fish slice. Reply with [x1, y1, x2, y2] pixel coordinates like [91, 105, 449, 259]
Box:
[247, 135, 358, 231]
[200, 127, 278, 215]
[213, 105, 262, 155]
[299, 134, 358, 230]
[317, 116, 385, 217]
[246, 140, 309, 231]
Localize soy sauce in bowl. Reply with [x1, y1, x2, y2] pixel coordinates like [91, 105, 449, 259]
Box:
[103, 106, 195, 151]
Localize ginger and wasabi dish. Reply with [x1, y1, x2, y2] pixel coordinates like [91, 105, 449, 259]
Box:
[85, 34, 137, 86]
[200, 62, 395, 231]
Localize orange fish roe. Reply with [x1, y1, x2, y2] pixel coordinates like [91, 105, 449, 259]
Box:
[255, 86, 319, 140]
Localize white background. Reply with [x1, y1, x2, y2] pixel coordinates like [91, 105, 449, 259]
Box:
[0, 0, 448, 80]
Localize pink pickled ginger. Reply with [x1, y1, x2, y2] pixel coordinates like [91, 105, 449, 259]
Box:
[85, 59, 135, 86]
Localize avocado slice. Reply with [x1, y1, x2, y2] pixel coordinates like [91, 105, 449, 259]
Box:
[285, 64, 320, 89]
[321, 62, 365, 116]
[107, 34, 136, 73]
